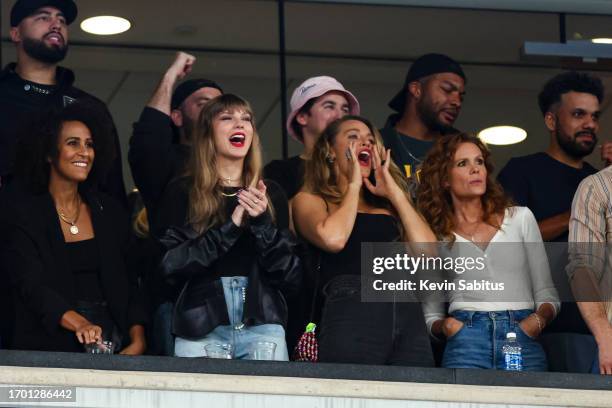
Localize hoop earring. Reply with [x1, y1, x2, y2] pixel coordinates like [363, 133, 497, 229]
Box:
[326, 155, 335, 164]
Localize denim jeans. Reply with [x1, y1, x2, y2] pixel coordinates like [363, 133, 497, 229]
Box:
[174, 276, 288, 360]
[442, 309, 548, 371]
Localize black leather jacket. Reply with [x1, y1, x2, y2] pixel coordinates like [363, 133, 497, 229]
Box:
[160, 212, 302, 339]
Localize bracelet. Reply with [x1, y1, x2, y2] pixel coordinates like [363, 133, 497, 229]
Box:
[531, 313, 544, 332]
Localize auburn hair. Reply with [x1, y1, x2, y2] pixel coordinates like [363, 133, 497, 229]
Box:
[416, 132, 511, 242]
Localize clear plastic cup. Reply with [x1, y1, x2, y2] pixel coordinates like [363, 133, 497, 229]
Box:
[84, 340, 114, 355]
[250, 341, 276, 360]
[204, 343, 233, 359]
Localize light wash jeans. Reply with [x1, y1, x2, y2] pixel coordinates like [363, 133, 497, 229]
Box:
[174, 276, 288, 360]
[442, 309, 548, 371]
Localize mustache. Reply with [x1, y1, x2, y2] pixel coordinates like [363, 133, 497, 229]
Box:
[575, 130, 596, 139]
[44, 31, 65, 42]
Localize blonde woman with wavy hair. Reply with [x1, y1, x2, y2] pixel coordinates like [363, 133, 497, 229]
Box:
[156, 94, 301, 360]
[292, 115, 436, 366]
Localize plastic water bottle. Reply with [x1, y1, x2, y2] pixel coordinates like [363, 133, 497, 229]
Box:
[502, 332, 523, 371]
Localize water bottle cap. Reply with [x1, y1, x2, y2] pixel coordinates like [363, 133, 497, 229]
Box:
[506, 332, 517, 339]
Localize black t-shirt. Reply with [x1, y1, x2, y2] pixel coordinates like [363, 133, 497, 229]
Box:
[263, 155, 305, 200]
[497, 152, 598, 242]
[380, 126, 434, 180]
[497, 152, 598, 334]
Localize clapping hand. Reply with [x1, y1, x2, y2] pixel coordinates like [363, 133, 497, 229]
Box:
[238, 180, 269, 218]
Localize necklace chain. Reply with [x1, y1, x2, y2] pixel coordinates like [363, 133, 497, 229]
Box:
[57, 195, 81, 235]
[396, 132, 423, 164]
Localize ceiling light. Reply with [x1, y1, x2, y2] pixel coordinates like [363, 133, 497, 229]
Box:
[478, 126, 527, 146]
[592, 38, 612, 44]
[81, 16, 131, 35]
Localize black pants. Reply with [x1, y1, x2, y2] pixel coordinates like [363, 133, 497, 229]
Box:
[318, 275, 434, 366]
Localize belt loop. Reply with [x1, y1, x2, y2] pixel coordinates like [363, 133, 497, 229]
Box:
[466, 311, 474, 328]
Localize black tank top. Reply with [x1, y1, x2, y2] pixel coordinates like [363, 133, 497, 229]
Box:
[319, 213, 399, 286]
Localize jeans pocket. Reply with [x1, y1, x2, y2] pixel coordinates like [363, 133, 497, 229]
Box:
[516, 323, 537, 340]
[446, 320, 466, 340]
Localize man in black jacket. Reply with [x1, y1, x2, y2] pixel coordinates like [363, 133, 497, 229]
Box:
[128, 51, 223, 227]
[128, 51, 222, 356]
[0, 0, 127, 205]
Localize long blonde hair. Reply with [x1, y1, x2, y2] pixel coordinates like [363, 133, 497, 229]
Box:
[303, 115, 410, 237]
[186, 94, 264, 233]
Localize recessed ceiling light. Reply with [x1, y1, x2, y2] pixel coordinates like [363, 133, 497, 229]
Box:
[81, 16, 131, 35]
[592, 38, 612, 44]
[478, 126, 527, 145]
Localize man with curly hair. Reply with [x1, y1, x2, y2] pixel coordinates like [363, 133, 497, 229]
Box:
[498, 71, 611, 372]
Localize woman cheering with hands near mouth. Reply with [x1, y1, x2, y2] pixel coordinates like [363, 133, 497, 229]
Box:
[292, 115, 436, 366]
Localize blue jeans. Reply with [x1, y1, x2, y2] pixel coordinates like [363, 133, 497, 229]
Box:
[174, 277, 288, 360]
[443, 309, 548, 371]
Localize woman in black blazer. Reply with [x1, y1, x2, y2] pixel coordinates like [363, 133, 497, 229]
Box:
[0, 103, 148, 354]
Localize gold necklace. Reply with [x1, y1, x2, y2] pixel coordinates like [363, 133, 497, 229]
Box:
[57, 196, 81, 235]
[221, 191, 239, 197]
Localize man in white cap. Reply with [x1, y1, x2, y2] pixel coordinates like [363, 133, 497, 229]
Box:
[264, 76, 359, 201]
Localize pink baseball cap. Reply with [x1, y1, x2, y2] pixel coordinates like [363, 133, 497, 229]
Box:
[286, 76, 360, 143]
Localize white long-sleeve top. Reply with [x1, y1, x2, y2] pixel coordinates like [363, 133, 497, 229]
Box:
[423, 206, 560, 335]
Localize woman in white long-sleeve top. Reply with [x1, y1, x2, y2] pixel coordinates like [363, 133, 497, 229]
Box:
[417, 132, 560, 371]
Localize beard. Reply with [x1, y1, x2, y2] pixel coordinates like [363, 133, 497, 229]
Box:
[416, 97, 456, 135]
[22, 35, 67, 64]
[555, 119, 597, 159]
[179, 114, 196, 144]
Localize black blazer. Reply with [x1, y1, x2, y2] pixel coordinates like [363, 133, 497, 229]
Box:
[0, 184, 148, 352]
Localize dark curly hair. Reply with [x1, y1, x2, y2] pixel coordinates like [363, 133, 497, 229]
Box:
[416, 132, 511, 242]
[538, 71, 604, 115]
[13, 101, 115, 193]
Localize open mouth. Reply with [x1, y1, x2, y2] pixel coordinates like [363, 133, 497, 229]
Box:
[357, 149, 371, 167]
[45, 33, 64, 46]
[229, 133, 245, 147]
[72, 161, 88, 168]
[441, 110, 458, 123]
[576, 133, 595, 143]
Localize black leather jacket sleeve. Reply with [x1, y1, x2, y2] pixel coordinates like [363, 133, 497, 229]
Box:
[250, 213, 302, 298]
[160, 219, 243, 284]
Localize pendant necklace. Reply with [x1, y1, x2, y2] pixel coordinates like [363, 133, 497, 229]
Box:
[219, 174, 241, 196]
[57, 196, 81, 235]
